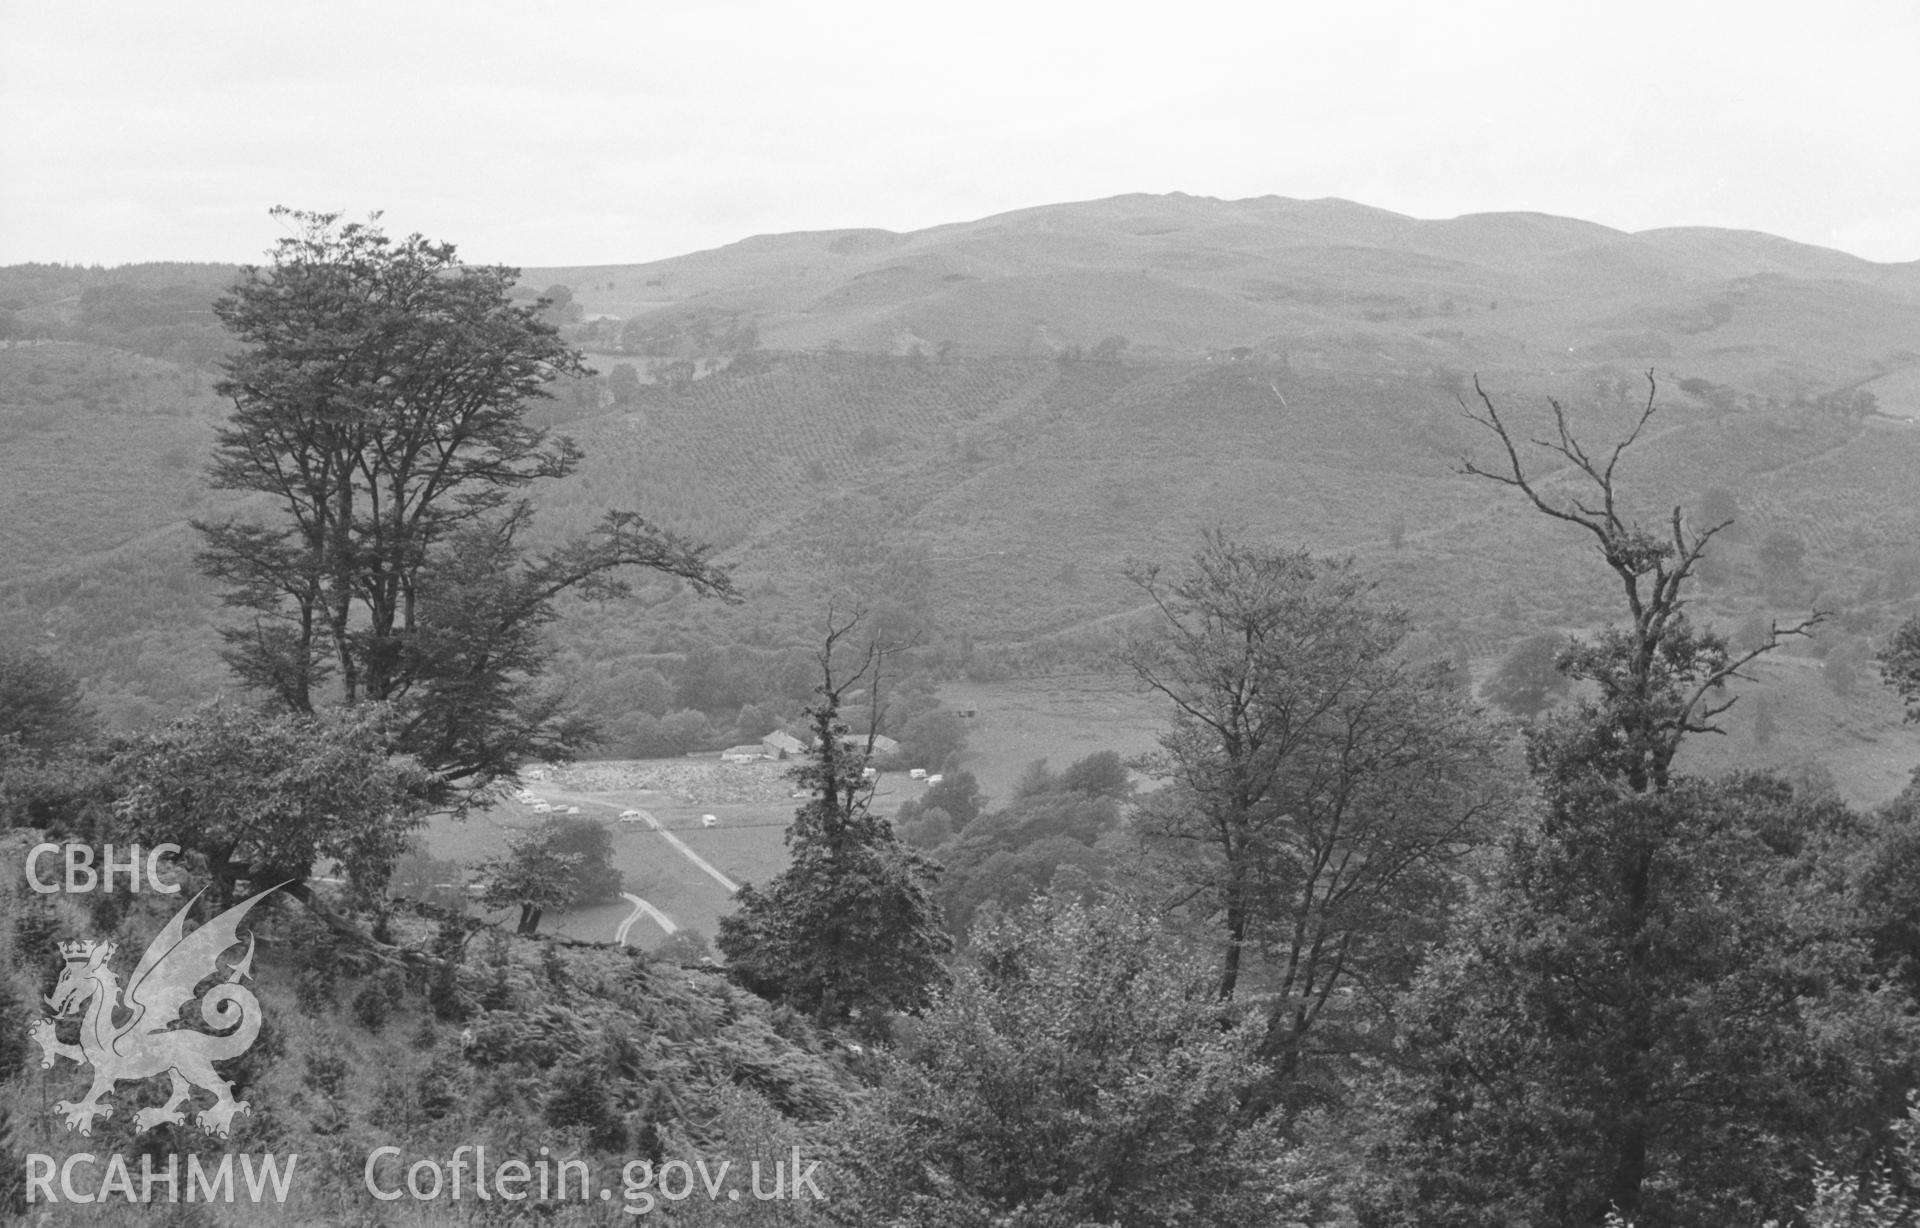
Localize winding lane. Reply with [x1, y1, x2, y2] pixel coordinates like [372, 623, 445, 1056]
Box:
[616, 892, 679, 944]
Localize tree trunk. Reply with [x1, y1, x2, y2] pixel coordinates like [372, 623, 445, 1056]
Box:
[209, 846, 237, 911]
[1604, 840, 1656, 1221]
[330, 468, 358, 703]
[1605, 1119, 1648, 1223]
[283, 881, 418, 963]
[1218, 891, 1248, 1000]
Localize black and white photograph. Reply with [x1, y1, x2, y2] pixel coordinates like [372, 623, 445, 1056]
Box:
[3, 2, 1919, 1223]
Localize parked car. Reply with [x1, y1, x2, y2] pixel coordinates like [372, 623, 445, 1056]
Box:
[701, 814, 718, 828]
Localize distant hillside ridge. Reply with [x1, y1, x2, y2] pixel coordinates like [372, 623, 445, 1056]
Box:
[9, 192, 1918, 382]
[523, 192, 1920, 373]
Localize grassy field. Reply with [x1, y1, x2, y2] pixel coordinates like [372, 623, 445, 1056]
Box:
[940, 676, 1164, 803]
[418, 758, 939, 949]
[409, 678, 1173, 951]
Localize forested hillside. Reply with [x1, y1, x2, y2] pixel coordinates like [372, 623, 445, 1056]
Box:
[4, 336, 1919, 795]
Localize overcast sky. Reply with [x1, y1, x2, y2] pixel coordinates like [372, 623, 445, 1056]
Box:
[5, 0, 1917, 269]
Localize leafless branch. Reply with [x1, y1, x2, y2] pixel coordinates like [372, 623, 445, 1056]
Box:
[1461, 371, 1826, 790]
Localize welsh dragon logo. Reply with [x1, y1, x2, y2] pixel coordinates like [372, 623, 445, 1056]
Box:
[28, 887, 280, 1138]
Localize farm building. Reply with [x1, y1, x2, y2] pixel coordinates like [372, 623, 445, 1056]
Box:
[721, 744, 767, 763]
[838, 733, 900, 756]
[761, 730, 806, 759]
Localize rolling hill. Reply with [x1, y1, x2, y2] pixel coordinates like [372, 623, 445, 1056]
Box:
[527, 192, 1920, 378]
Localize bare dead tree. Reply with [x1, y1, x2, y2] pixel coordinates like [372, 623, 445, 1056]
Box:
[802, 601, 921, 851]
[1459, 371, 1823, 793]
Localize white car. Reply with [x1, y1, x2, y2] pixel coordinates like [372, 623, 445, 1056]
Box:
[927, 774, 943, 785]
[564, 806, 581, 815]
[908, 768, 927, 780]
[701, 814, 718, 828]
[532, 802, 551, 813]
[619, 809, 647, 822]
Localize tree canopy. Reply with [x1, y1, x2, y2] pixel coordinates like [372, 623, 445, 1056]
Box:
[112, 700, 430, 910]
[197, 209, 734, 805]
[1122, 530, 1509, 1104]
[1479, 631, 1573, 718]
[830, 892, 1295, 1228]
[1391, 773, 1903, 1225]
[472, 818, 593, 935]
[0, 646, 95, 755]
[932, 754, 1130, 939]
[1879, 615, 1920, 725]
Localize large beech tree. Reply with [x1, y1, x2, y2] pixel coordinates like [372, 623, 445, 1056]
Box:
[1122, 531, 1509, 1105]
[197, 210, 733, 803]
